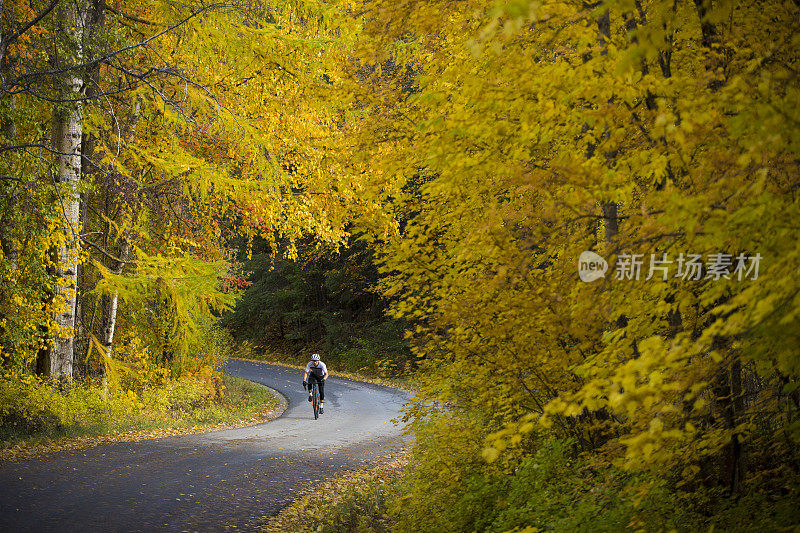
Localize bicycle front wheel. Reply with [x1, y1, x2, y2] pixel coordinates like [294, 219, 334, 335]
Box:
[312, 383, 319, 420]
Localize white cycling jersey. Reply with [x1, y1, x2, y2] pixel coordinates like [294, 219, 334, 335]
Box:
[305, 361, 328, 378]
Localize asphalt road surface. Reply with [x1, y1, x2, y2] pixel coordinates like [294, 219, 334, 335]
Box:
[0, 360, 411, 532]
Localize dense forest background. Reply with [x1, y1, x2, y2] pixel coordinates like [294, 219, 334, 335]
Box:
[2, 0, 799, 530]
[222, 235, 410, 375]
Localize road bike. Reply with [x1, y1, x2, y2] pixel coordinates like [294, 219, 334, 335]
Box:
[309, 380, 320, 420]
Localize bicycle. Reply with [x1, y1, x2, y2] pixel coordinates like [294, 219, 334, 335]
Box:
[309, 380, 320, 420]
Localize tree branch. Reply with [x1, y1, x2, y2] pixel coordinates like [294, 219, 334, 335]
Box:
[102, 1, 154, 25]
[8, 3, 229, 87]
[82, 237, 137, 265]
[0, 0, 60, 66]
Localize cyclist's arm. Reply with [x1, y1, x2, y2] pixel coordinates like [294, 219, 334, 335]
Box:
[323, 370, 329, 380]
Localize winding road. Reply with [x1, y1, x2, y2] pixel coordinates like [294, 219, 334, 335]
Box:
[0, 360, 411, 532]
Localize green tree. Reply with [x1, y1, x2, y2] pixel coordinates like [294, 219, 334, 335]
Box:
[224, 234, 409, 374]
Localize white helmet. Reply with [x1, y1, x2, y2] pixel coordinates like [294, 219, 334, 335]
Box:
[311, 353, 321, 361]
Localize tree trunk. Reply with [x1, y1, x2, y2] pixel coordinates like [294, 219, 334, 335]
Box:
[1, 93, 19, 358]
[602, 201, 618, 243]
[726, 355, 746, 495]
[73, 192, 89, 377]
[99, 240, 130, 389]
[711, 337, 747, 495]
[49, 0, 88, 380]
[1, 94, 19, 270]
[693, 0, 729, 91]
[581, 5, 618, 242]
[75, 0, 106, 377]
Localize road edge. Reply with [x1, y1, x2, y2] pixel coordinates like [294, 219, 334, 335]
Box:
[0, 378, 288, 464]
[263, 449, 411, 532]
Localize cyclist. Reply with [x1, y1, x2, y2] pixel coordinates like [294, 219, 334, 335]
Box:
[302, 353, 328, 414]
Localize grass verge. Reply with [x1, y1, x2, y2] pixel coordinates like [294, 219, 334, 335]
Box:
[0, 375, 285, 462]
[263, 452, 408, 533]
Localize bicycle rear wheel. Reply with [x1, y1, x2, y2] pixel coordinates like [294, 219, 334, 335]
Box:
[312, 382, 319, 420]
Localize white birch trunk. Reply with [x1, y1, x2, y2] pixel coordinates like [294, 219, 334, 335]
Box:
[100, 240, 130, 390]
[50, 0, 87, 380]
[100, 290, 117, 393]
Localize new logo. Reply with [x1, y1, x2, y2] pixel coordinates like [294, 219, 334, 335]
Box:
[578, 251, 608, 282]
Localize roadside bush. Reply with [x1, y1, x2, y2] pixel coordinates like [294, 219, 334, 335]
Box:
[387, 428, 800, 533]
[0, 374, 63, 437]
[142, 377, 206, 412]
[112, 322, 228, 399]
[486, 440, 638, 532]
[1, 360, 225, 444]
[264, 458, 407, 533]
[0, 373, 138, 440]
[320, 478, 395, 533]
[139, 366, 223, 412]
[339, 339, 379, 373]
[389, 414, 498, 532]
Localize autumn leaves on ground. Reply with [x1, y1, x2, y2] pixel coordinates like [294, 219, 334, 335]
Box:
[1, 0, 799, 531]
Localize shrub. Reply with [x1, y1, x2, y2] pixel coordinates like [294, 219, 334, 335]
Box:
[140, 366, 222, 412]
[0, 374, 63, 437]
[0, 373, 140, 440]
[0, 361, 225, 444]
[387, 432, 800, 533]
[320, 479, 395, 533]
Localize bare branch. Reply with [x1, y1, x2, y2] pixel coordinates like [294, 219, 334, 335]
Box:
[82, 236, 137, 265]
[8, 3, 229, 87]
[102, 2, 154, 26]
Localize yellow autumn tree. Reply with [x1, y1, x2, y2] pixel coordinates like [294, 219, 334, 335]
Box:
[1, 0, 374, 381]
[330, 0, 800, 525]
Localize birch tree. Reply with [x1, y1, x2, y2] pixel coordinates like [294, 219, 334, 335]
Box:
[2, 0, 370, 379]
[46, 0, 88, 379]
